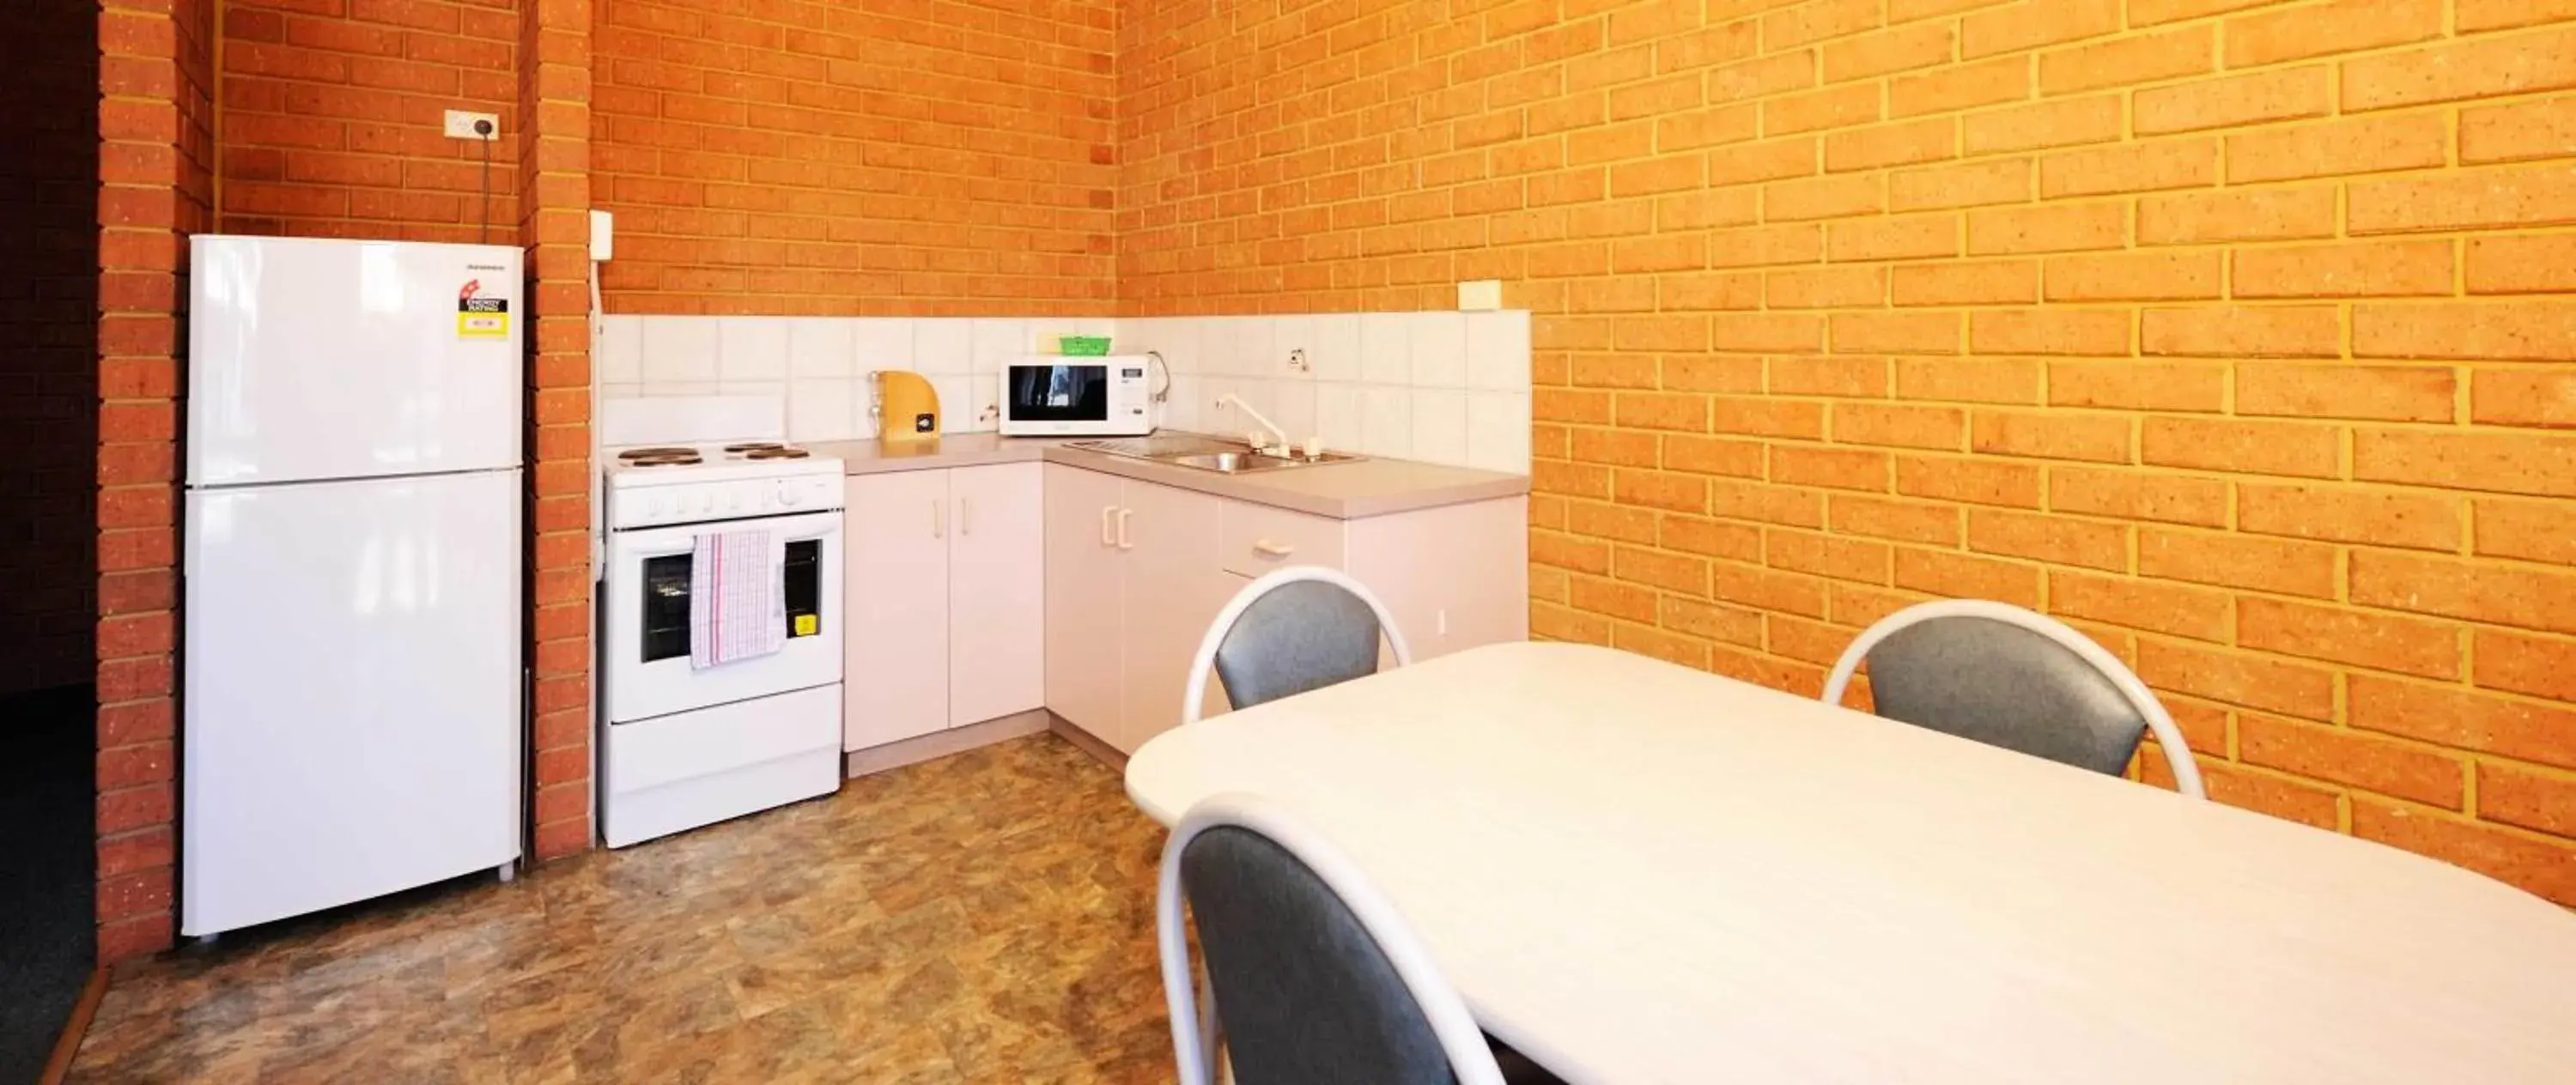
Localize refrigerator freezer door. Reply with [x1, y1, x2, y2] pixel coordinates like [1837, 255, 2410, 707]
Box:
[181, 470, 524, 936]
[189, 235, 523, 487]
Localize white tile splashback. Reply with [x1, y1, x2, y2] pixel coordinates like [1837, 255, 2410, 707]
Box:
[601, 314, 1115, 443]
[598, 311, 1528, 473]
[1117, 311, 1533, 475]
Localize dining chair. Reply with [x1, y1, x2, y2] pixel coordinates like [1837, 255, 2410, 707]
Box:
[1821, 599, 2207, 798]
[1157, 792, 1508, 1085]
[1181, 566, 1412, 725]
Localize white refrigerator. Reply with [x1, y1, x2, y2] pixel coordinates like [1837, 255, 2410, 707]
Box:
[182, 235, 526, 938]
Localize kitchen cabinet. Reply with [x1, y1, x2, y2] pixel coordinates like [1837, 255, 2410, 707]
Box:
[1042, 464, 1234, 754]
[949, 463, 1046, 728]
[844, 463, 1044, 752]
[1042, 464, 1126, 740]
[1042, 464, 1527, 755]
[1115, 477, 1233, 748]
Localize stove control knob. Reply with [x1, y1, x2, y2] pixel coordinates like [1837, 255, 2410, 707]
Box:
[777, 480, 803, 507]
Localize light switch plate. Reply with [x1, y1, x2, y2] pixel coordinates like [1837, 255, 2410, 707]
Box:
[444, 110, 501, 141]
[1457, 280, 1504, 311]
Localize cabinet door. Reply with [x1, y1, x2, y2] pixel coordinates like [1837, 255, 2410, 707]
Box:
[947, 462, 1045, 728]
[1043, 464, 1127, 744]
[1116, 478, 1230, 753]
[1345, 496, 1531, 664]
[843, 470, 953, 751]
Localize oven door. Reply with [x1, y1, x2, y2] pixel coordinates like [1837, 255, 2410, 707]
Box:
[604, 508, 843, 724]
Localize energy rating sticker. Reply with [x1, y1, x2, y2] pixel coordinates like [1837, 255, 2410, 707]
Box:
[457, 279, 510, 339]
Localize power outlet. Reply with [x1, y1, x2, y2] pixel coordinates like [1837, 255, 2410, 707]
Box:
[444, 110, 500, 141]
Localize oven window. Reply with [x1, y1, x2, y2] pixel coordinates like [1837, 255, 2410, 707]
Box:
[1005, 364, 1109, 422]
[784, 540, 820, 638]
[641, 554, 692, 663]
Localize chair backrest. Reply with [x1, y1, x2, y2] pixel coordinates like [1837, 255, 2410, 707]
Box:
[1157, 794, 1505, 1085]
[1182, 567, 1413, 724]
[1822, 600, 2206, 798]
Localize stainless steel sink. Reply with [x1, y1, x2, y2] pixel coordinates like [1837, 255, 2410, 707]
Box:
[1065, 435, 1365, 473]
[1165, 452, 1298, 473]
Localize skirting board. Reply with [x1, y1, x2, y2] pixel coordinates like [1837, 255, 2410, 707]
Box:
[844, 709, 1051, 779]
[39, 968, 106, 1085]
[1047, 716, 1128, 773]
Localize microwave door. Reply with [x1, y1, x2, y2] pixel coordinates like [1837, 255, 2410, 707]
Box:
[1006, 364, 1109, 423]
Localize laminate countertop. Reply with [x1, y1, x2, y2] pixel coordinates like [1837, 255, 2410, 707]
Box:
[799, 433, 1529, 520]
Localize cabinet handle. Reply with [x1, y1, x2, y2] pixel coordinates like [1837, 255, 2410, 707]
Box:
[960, 496, 973, 536]
[1252, 539, 1294, 560]
[1116, 507, 1133, 550]
[1100, 506, 1115, 547]
[932, 499, 945, 539]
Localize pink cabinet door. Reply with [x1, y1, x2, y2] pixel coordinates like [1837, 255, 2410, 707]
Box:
[1115, 478, 1230, 753]
[843, 470, 953, 751]
[1043, 464, 1126, 745]
[947, 462, 1044, 728]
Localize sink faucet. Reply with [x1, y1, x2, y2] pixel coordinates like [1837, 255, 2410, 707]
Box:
[1218, 394, 1291, 456]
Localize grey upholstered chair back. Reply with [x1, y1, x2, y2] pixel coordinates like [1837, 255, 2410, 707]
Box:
[1211, 579, 1386, 712]
[1180, 825, 1461, 1085]
[1861, 615, 2148, 777]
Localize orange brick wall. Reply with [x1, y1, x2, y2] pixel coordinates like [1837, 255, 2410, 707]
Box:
[220, 0, 523, 243]
[588, 0, 1118, 315]
[1, 0, 100, 699]
[97, 0, 217, 961]
[519, 0, 594, 861]
[1118, 0, 2576, 906]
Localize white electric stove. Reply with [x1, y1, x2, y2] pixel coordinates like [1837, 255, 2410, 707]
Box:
[598, 441, 846, 847]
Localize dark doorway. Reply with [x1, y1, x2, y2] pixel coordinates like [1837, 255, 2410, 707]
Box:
[0, 0, 102, 1076]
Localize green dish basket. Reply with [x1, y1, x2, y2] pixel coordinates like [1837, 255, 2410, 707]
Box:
[1058, 335, 1112, 356]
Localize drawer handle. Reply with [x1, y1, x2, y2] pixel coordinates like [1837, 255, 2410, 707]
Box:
[1117, 507, 1134, 550]
[1252, 539, 1294, 560]
[1100, 506, 1115, 547]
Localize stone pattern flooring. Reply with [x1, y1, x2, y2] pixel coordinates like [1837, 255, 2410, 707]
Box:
[70, 736, 1179, 1083]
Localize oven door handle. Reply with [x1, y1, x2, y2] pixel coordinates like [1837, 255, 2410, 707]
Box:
[614, 516, 842, 559]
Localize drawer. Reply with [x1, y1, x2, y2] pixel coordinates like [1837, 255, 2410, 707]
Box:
[1218, 500, 1345, 578]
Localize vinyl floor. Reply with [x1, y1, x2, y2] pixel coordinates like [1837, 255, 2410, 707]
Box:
[68, 734, 1178, 1083]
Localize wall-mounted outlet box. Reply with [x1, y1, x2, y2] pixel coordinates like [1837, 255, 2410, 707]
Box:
[444, 110, 501, 141]
[589, 209, 615, 262]
[1458, 280, 1504, 311]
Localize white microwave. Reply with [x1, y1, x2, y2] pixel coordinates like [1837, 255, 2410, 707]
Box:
[997, 356, 1154, 437]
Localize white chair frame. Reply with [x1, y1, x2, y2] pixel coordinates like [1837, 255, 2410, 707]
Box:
[1157, 793, 1508, 1085]
[1821, 599, 2208, 800]
[1180, 566, 1413, 726]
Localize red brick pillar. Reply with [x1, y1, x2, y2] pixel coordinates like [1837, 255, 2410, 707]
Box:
[95, 0, 216, 962]
[520, 0, 593, 860]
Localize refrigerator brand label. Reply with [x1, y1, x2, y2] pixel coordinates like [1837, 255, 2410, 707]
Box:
[456, 279, 511, 340]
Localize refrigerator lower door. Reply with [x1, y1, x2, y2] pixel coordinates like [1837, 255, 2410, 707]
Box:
[182, 470, 525, 936]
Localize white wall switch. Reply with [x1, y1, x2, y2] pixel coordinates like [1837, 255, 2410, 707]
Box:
[444, 110, 501, 141]
[589, 209, 615, 262]
[1458, 280, 1504, 311]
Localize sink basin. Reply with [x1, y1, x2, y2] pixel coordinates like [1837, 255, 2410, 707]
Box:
[1065, 435, 1366, 474]
[1164, 452, 1303, 473]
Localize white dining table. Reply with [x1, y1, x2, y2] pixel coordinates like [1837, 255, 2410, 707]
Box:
[1124, 640, 2576, 1084]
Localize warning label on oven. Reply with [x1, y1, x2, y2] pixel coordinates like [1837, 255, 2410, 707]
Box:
[457, 279, 510, 339]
